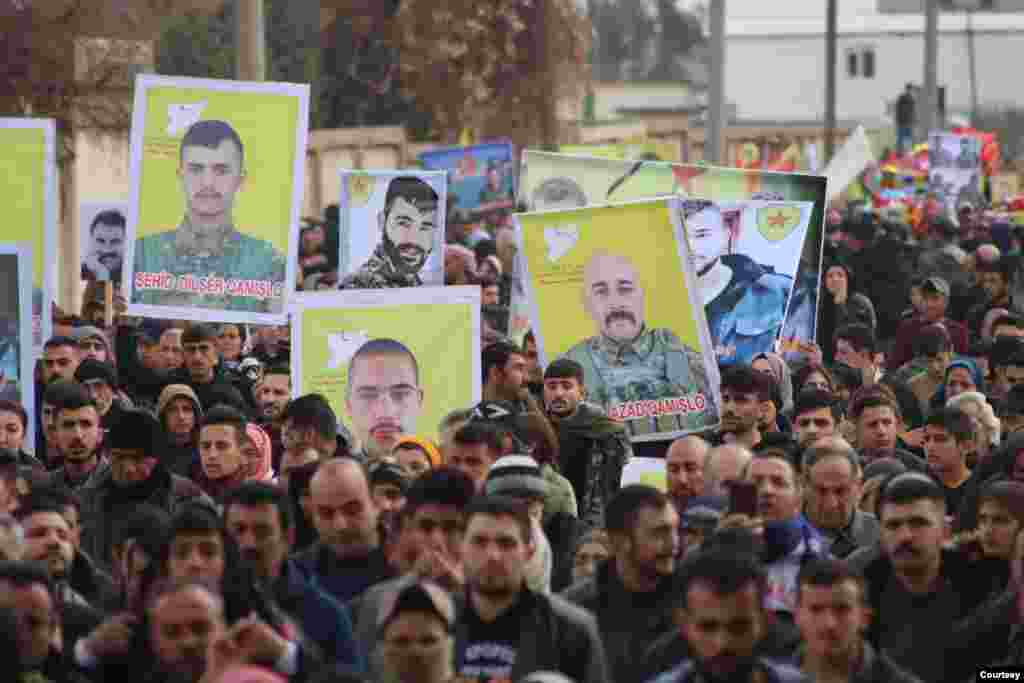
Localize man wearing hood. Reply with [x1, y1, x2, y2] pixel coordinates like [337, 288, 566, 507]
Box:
[542, 359, 631, 529]
[683, 200, 793, 365]
[72, 326, 112, 365]
[75, 359, 127, 433]
[341, 176, 439, 289]
[78, 409, 210, 571]
[156, 384, 203, 477]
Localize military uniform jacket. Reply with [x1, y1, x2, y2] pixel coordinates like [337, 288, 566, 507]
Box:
[706, 253, 792, 365]
[132, 226, 286, 313]
[340, 243, 422, 290]
[562, 326, 717, 439]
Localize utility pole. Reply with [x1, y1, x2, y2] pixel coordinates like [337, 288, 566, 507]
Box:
[966, 9, 979, 126]
[824, 0, 838, 164]
[921, 0, 939, 137]
[707, 0, 726, 164]
[235, 0, 267, 81]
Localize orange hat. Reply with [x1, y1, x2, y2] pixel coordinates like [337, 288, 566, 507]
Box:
[393, 435, 442, 468]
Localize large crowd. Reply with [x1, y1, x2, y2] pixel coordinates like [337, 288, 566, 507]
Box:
[6, 197, 1024, 683]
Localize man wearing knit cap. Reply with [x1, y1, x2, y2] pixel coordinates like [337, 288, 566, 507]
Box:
[75, 359, 126, 432]
[486, 455, 553, 594]
[889, 276, 969, 370]
[392, 435, 442, 480]
[78, 408, 210, 570]
[155, 384, 203, 477]
[71, 326, 112, 365]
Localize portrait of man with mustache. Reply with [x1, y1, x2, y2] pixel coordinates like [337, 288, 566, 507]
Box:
[341, 175, 440, 290]
[81, 209, 127, 283]
[561, 250, 716, 439]
[131, 119, 287, 313]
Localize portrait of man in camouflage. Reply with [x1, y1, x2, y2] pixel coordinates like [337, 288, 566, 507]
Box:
[131, 119, 287, 313]
[341, 175, 440, 290]
[562, 251, 717, 438]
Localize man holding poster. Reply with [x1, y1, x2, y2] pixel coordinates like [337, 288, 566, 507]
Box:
[563, 251, 715, 434]
[132, 119, 287, 313]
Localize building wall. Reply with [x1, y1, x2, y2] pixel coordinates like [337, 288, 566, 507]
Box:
[726, 31, 1024, 124]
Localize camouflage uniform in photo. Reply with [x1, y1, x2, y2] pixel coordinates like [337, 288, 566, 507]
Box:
[132, 224, 286, 313]
[562, 326, 717, 439]
[340, 243, 422, 290]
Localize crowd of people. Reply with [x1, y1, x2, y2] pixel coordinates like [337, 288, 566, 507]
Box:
[6, 197, 1024, 683]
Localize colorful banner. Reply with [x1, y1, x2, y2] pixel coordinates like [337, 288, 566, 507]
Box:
[677, 198, 814, 364]
[928, 131, 984, 212]
[80, 201, 130, 284]
[123, 75, 309, 324]
[419, 142, 516, 240]
[337, 170, 447, 289]
[289, 286, 481, 455]
[0, 243, 36, 448]
[0, 119, 56, 347]
[518, 151, 828, 361]
[514, 198, 720, 442]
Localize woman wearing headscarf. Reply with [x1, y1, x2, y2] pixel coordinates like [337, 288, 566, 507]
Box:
[242, 423, 275, 482]
[948, 390, 1001, 467]
[752, 351, 795, 415]
[932, 357, 986, 409]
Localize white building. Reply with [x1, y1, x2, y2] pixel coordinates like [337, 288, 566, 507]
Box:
[724, 0, 1024, 126]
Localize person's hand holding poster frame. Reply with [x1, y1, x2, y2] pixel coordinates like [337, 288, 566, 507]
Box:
[515, 197, 720, 443]
[289, 286, 481, 460]
[0, 243, 37, 448]
[122, 74, 309, 325]
[0, 118, 57, 348]
[335, 170, 448, 290]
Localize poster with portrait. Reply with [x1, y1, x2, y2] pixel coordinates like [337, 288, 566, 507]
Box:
[515, 198, 720, 443]
[560, 140, 682, 163]
[122, 74, 309, 325]
[516, 151, 828, 362]
[419, 142, 516, 240]
[80, 201, 130, 283]
[0, 243, 36, 448]
[290, 286, 481, 458]
[336, 170, 447, 289]
[0, 119, 57, 348]
[928, 131, 984, 213]
[676, 198, 814, 364]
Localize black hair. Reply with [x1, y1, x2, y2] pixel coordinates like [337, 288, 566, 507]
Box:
[796, 557, 865, 603]
[993, 314, 1024, 335]
[43, 335, 78, 352]
[543, 358, 585, 385]
[384, 176, 438, 215]
[877, 472, 946, 518]
[802, 442, 862, 477]
[604, 484, 669, 536]
[26, 484, 81, 514]
[13, 494, 69, 524]
[111, 505, 171, 559]
[915, 324, 953, 357]
[347, 338, 420, 392]
[404, 467, 476, 517]
[482, 341, 524, 385]
[181, 323, 219, 346]
[834, 323, 876, 355]
[452, 421, 504, 454]
[223, 482, 292, 531]
[793, 388, 842, 422]
[464, 495, 532, 545]
[263, 363, 291, 380]
[675, 549, 765, 609]
[925, 406, 976, 444]
[199, 405, 248, 445]
[42, 380, 80, 408]
[180, 120, 245, 168]
[750, 439, 802, 479]
[53, 384, 96, 418]
[90, 209, 126, 234]
[0, 561, 55, 605]
[473, 239, 498, 264]
[204, 384, 251, 418]
[719, 364, 772, 402]
[282, 394, 337, 442]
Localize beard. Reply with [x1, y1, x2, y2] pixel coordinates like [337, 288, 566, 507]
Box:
[382, 232, 429, 276]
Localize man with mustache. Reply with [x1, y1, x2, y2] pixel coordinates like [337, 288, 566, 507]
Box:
[713, 365, 771, 449]
[81, 209, 126, 283]
[254, 364, 291, 467]
[341, 176, 440, 289]
[847, 473, 991, 682]
[345, 338, 424, 462]
[132, 119, 286, 314]
[563, 251, 716, 440]
[682, 200, 792, 365]
[47, 387, 107, 491]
